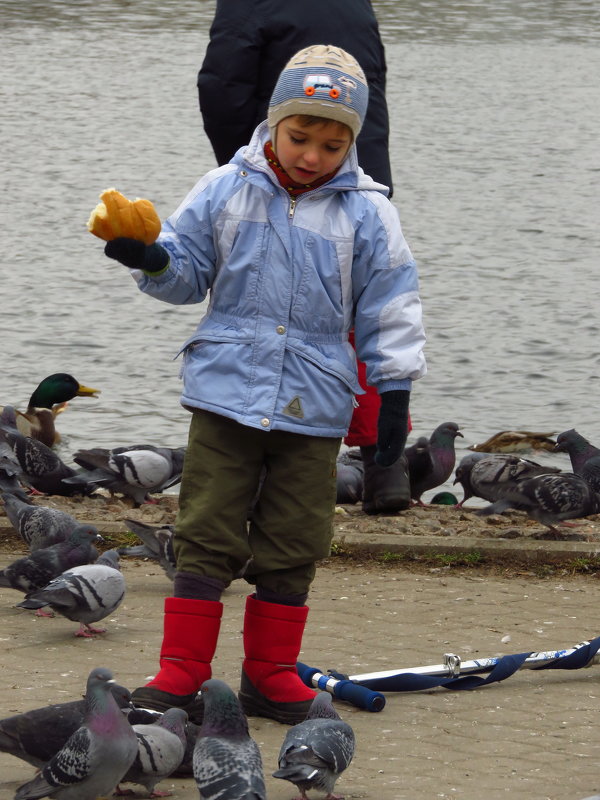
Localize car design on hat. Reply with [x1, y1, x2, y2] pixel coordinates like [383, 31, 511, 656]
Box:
[303, 74, 341, 99]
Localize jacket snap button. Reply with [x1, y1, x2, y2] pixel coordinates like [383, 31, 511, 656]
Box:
[276, 325, 286, 334]
[260, 418, 270, 427]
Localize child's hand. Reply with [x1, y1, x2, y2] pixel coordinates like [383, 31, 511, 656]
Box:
[105, 237, 169, 274]
[375, 390, 410, 467]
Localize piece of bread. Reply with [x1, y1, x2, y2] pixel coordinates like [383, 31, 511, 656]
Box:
[87, 187, 161, 245]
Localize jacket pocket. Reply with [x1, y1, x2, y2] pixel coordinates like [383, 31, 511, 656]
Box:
[286, 340, 362, 394]
[276, 348, 359, 431]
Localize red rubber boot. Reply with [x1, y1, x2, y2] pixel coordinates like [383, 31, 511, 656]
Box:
[238, 595, 317, 724]
[131, 596, 222, 723]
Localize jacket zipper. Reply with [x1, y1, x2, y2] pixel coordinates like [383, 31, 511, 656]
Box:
[288, 197, 297, 219]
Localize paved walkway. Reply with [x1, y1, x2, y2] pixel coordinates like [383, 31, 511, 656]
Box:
[1, 551, 600, 800]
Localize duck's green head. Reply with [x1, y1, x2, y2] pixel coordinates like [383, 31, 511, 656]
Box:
[430, 491, 459, 506]
[28, 373, 100, 409]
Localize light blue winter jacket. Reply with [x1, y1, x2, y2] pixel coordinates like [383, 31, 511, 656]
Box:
[134, 121, 426, 438]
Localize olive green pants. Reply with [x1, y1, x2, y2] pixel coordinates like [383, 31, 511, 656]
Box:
[173, 410, 340, 596]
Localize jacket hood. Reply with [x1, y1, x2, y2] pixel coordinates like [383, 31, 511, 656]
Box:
[233, 121, 389, 196]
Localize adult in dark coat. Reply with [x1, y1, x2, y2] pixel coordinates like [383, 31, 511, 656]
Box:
[197, 1, 411, 513]
[197, 0, 393, 194]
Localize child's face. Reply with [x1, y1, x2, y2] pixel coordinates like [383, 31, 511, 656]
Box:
[275, 116, 352, 184]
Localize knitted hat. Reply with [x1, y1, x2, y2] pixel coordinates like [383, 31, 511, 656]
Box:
[267, 45, 369, 145]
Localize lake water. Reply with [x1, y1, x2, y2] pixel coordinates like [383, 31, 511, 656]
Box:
[2, 0, 599, 493]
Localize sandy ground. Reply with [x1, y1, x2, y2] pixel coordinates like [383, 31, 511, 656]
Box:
[1, 542, 600, 800]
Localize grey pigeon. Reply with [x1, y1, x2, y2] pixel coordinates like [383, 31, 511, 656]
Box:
[16, 549, 125, 636]
[0, 408, 32, 502]
[14, 666, 139, 800]
[0, 404, 19, 430]
[554, 429, 600, 494]
[476, 472, 600, 534]
[273, 691, 355, 800]
[0, 683, 132, 769]
[452, 451, 489, 506]
[0, 461, 31, 504]
[0, 427, 88, 497]
[118, 518, 250, 582]
[0, 523, 101, 594]
[125, 708, 200, 778]
[454, 453, 560, 508]
[118, 517, 176, 579]
[63, 444, 186, 505]
[335, 448, 364, 504]
[1, 492, 81, 551]
[118, 707, 188, 796]
[404, 436, 432, 500]
[405, 422, 463, 504]
[193, 678, 266, 800]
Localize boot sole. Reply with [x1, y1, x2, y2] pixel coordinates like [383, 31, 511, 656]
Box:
[238, 670, 315, 725]
[131, 686, 204, 725]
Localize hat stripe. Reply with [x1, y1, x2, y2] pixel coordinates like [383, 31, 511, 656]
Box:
[267, 46, 369, 143]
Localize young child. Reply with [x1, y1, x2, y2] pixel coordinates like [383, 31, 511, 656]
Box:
[103, 45, 427, 725]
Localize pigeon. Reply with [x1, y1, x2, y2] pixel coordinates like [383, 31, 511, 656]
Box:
[0, 403, 22, 440]
[118, 518, 250, 581]
[0, 523, 101, 594]
[0, 456, 32, 504]
[0, 408, 33, 502]
[404, 436, 432, 499]
[454, 453, 560, 508]
[125, 708, 200, 778]
[272, 691, 355, 800]
[117, 707, 188, 797]
[16, 549, 125, 636]
[476, 472, 600, 534]
[193, 678, 266, 800]
[0, 683, 132, 769]
[554, 429, 600, 493]
[117, 517, 176, 579]
[335, 448, 364, 504]
[62, 445, 186, 505]
[405, 422, 463, 504]
[177, 718, 200, 777]
[1, 492, 81, 551]
[0, 426, 89, 497]
[452, 451, 490, 506]
[14, 667, 139, 800]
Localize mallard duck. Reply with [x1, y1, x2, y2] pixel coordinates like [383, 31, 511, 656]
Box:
[468, 430, 557, 454]
[1, 373, 100, 447]
[430, 491, 459, 505]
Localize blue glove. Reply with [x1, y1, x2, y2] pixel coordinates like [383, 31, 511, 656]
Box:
[375, 390, 410, 467]
[104, 237, 169, 273]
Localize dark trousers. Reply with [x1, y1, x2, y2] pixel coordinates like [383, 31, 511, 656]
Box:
[173, 410, 340, 596]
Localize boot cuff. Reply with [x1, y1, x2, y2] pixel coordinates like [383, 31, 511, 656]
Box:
[165, 596, 223, 616]
[245, 593, 308, 622]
